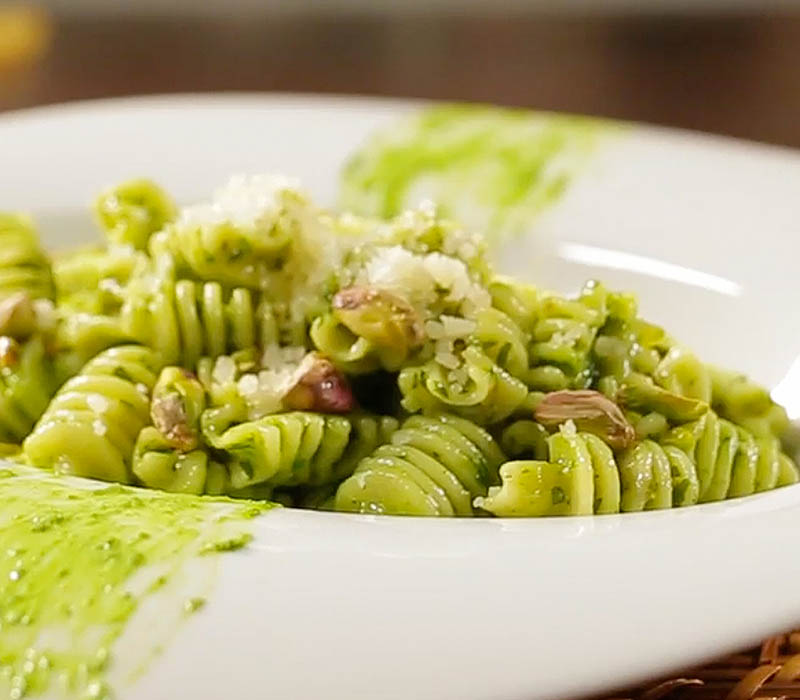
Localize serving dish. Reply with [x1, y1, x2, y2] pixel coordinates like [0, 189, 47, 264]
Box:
[3, 93, 800, 700]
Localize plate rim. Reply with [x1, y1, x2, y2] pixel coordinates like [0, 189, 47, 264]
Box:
[3, 90, 800, 161]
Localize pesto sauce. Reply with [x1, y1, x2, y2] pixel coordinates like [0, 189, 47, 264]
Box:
[0, 466, 271, 699]
[340, 104, 615, 239]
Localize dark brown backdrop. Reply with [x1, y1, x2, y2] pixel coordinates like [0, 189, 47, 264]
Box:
[2, 12, 800, 148]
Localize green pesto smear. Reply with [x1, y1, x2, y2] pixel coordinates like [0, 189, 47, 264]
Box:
[0, 466, 270, 700]
[340, 103, 616, 239]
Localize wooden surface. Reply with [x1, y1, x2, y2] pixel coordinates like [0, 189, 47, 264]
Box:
[598, 630, 800, 699]
[1, 12, 800, 148]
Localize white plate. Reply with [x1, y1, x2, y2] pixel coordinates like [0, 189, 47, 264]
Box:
[3, 94, 800, 700]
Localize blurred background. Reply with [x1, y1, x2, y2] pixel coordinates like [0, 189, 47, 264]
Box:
[1, 0, 800, 147]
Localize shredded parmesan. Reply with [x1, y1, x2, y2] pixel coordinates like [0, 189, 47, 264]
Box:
[178, 174, 303, 230]
[86, 394, 110, 414]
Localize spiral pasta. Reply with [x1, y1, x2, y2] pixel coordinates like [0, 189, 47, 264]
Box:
[477, 412, 799, 517]
[0, 336, 58, 444]
[50, 246, 149, 366]
[0, 213, 54, 301]
[395, 303, 534, 425]
[335, 413, 506, 516]
[147, 175, 307, 290]
[123, 270, 278, 368]
[310, 312, 408, 374]
[201, 411, 398, 491]
[54, 245, 148, 314]
[591, 289, 673, 396]
[487, 277, 539, 336]
[132, 428, 228, 495]
[661, 411, 799, 500]
[23, 345, 163, 483]
[94, 179, 177, 250]
[709, 366, 790, 441]
[310, 285, 426, 374]
[398, 345, 528, 425]
[527, 282, 608, 391]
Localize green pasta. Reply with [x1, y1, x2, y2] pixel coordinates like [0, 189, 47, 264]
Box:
[147, 175, 304, 290]
[8, 172, 797, 519]
[23, 345, 163, 483]
[94, 178, 177, 250]
[478, 413, 798, 517]
[310, 287, 424, 374]
[54, 244, 148, 313]
[528, 283, 609, 391]
[709, 366, 790, 440]
[591, 286, 675, 397]
[52, 245, 151, 365]
[0, 213, 54, 301]
[0, 336, 59, 444]
[133, 428, 233, 495]
[204, 411, 398, 491]
[398, 346, 528, 424]
[335, 414, 505, 515]
[122, 260, 278, 367]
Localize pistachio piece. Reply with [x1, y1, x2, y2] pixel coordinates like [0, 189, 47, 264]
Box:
[618, 373, 708, 423]
[0, 293, 37, 339]
[0, 336, 20, 368]
[150, 367, 206, 451]
[332, 286, 424, 350]
[284, 352, 355, 414]
[534, 389, 636, 450]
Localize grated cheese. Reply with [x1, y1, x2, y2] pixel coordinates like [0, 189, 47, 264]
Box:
[178, 174, 303, 230]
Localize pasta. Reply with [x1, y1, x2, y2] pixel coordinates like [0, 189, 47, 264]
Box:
[0, 336, 59, 444]
[54, 244, 148, 313]
[0, 213, 54, 301]
[94, 179, 177, 250]
[478, 412, 798, 517]
[710, 366, 790, 440]
[122, 260, 278, 367]
[6, 173, 797, 518]
[527, 283, 608, 391]
[204, 411, 398, 491]
[23, 345, 163, 483]
[398, 346, 529, 424]
[50, 245, 147, 366]
[147, 175, 307, 290]
[335, 414, 505, 515]
[310, 287, 425, 374]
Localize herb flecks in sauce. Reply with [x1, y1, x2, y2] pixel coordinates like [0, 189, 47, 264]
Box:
[0, 467, 270, 699]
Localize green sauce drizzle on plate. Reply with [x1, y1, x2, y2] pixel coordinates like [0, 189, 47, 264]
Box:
[340, 103, 615, 240]
[0, 467, 270, 699]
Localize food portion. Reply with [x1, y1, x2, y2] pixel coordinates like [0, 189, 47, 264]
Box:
[1, 174, 796, 516]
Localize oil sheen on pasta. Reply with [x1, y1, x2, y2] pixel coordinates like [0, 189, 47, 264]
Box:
[0, 466, 268, 700]
[339, 104, 611, 237]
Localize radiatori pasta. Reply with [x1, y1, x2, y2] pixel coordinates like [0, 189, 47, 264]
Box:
[2, 173, 796, 515]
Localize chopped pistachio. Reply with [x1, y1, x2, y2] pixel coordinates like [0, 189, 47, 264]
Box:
[150, 367, 206, 451]
[332, 286, 424, 350]
[0, 336, 20, 368]
[534, 389, 635, 450]
[284, 352, 355, 413]
[0, 292, 37, 339]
